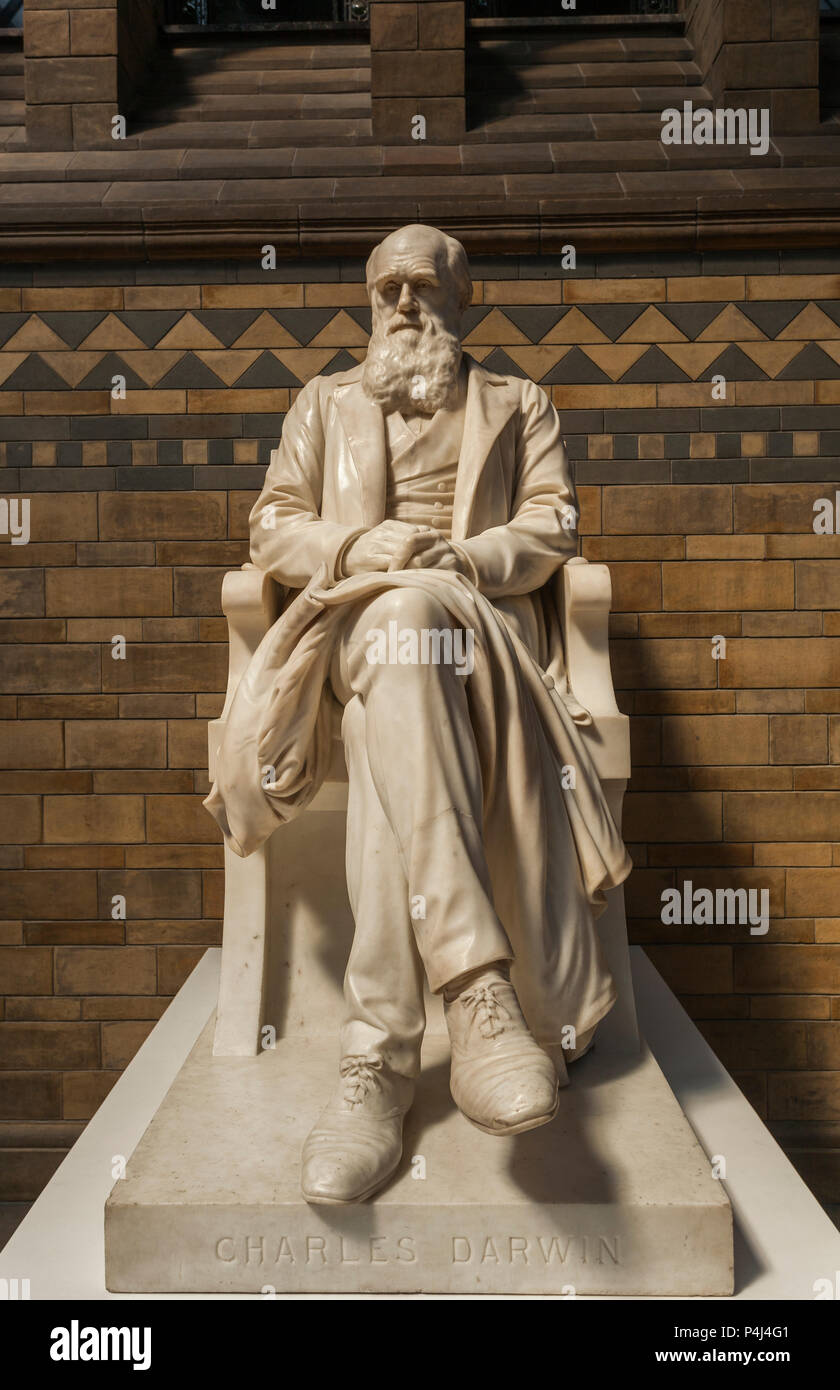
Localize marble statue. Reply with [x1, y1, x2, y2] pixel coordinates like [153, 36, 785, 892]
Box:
[205, 224, 632, 1206]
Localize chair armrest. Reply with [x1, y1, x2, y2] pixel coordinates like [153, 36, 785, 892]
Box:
[208, 566, 284, 780]
[559, 556, 621, 720]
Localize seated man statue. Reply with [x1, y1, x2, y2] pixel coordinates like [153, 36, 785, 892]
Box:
[205, 223, 632, 1206]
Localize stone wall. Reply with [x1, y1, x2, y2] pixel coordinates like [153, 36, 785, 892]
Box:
[1, 247, 839, 1217]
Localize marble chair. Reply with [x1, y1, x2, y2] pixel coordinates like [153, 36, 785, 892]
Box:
[208, 555, 637, 1062]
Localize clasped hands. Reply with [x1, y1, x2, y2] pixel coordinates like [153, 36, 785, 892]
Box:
[343, 520, 462, 577]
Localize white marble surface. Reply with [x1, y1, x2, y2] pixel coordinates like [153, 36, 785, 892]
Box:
[2, 948, 839, 1300]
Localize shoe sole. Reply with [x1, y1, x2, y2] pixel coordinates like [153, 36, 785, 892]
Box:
[460, 1089, 560, 1137]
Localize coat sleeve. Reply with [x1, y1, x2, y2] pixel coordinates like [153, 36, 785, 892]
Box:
[451, 379, 579, 598]
[249, 377, 366, 589]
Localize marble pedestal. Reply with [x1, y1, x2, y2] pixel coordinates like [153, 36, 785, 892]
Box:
[105, 1021, 733, 1297]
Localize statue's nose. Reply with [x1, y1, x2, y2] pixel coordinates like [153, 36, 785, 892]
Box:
[397, 283, 416, 313]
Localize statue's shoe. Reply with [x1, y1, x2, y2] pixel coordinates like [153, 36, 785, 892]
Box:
[301, 1054, 415, 1205]
[445, 973, 560, 1136]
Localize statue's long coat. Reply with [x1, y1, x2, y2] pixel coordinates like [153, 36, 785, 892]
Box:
[205, 358, 632, 1043]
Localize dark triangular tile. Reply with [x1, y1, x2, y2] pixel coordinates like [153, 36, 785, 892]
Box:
[157, 351, 226, 388]
[118, 311, 185, 347]
[77, 352, 148, 390]
[345, 306, 372, 336]
[504, 306, 566, 342]
[777, 343, 840, 380]
[481, 348, 529, 379]
[235, 351, 300, 387]
[320, 349, 363, 376]
[39, 312, 107, 350]
[194, 310, 262, 347]
[0, 313, 30, 347]
[739, 301, 806, 338]
[658, 303, 726, 339]
[459, 306, 492, 337]
[620, 345, 690, 384]
[580, 304, 645, 341]
[540, 346, 611, 385]
[2, 354, 69, 390]
[698, 345, 768, 381]
[817, 300, 840, 330]
[273, 309, 339, 345]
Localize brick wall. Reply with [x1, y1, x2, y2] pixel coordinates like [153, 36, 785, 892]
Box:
[1, 248, 839, 1219]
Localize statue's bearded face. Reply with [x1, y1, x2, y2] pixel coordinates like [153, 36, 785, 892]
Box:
[362, 244, 463, 415]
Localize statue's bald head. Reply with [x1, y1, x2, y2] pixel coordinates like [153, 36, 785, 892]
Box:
[365, 224, 473, 322]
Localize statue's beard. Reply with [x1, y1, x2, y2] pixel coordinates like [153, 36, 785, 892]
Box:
[362, 314, 462, 415]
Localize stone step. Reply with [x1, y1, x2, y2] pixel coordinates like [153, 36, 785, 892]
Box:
[145, 91, 370, 123]
[154, 64, 370, 94]
[164, 42, 369, 70]
[471, 84, 714, 118]
[0, 99, 23, 122]
[0, 76, 23, 98]
[132, 117, 372, 149]
[471, 34, 692, 65]
[469, 58, 703, 89]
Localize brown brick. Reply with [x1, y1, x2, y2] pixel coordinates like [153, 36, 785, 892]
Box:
[127, 920, 220, 945]
[699, 1019, 808, 1070]
[82, 996, 168, 1019]
[419, 1, 463, 49]
[98, 869, 202, 918]
[769, 1074, 840, 1123]
[372, 49, 463, 97]
[0, 721, 63, 768]
[0, 870, 96, 918]
[0, 1022, 99, 1069]
[167, 720, 208, 769]
[55, 945, 155, 995]
[20, 695, 115, 720]
[734, 483, 825, 534]
[25, 920, 123, 944]
[69, 8, 117, 54]
[65, 720, 166, 769]
[0, 1148, 65, 1200]
[1, 947, 52, 994]
[26, 54, 116, 103]
[787, 869, 840, 917]
[740, 612, 820, 637]
[99, 1019, 154, 1067]
[736, 943, 840, 994]
[611, 638, 716, 689]
[101, 643, 226, 693]
[371, 2, 417, 49]
[0, 1072, 61, 1119]
[158, 945, 207, 995]
[725, 792, 840, 843]
[3, 645, 99, 694]
[45, 568, 171, 617]
[736, 689, 803, 714]
[643, 944, 732, 993]
[662, 715, 767, 767]
[43, 795, 144, 844]
[755, 842, 832, 866]
[0, 569, 44, 619]
[6, 997, 80, 1020]
[25, 10, 70, 55]
[720, 640, 840, 689]
[146, 795, 220, 843]
[751, 995, 830, 1019]
[99, 491, 226, 540]
[62, 1070, 116, 1119]
[770, 715, 827, 765]
[796, 560, 840, 610]
[662, 561, 793, 612]
[604, 486, 730, 535]
[624, 791, 721, 842]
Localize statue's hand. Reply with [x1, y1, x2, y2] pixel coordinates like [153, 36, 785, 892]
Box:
[343, 521, 427, 575]
[402, 531, 462, 572]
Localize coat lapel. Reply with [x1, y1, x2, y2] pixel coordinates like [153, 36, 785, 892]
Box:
[332, 371, 387, 526]
[450, 357, 519, 541]
[332, 357, 518, 538]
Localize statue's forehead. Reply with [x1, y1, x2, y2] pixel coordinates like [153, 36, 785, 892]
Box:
[373, 237, 446, 282]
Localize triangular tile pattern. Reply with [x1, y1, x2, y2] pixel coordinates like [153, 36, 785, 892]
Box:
[2, 298, 840, 398]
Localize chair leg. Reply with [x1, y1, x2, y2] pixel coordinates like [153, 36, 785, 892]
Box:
[593, 779, 640, 1055]
[212, 840, 270, 1057]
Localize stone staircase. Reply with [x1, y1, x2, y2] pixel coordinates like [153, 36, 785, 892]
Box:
[131, 37, 372, 148]
[0, 35, 23, 150]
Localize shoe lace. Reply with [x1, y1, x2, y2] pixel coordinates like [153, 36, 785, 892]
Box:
[459, 984, 512, 1040]
[339, 1054, 383, 1109]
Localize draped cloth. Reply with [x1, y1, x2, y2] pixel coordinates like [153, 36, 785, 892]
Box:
[204, 564, 633, 1042]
